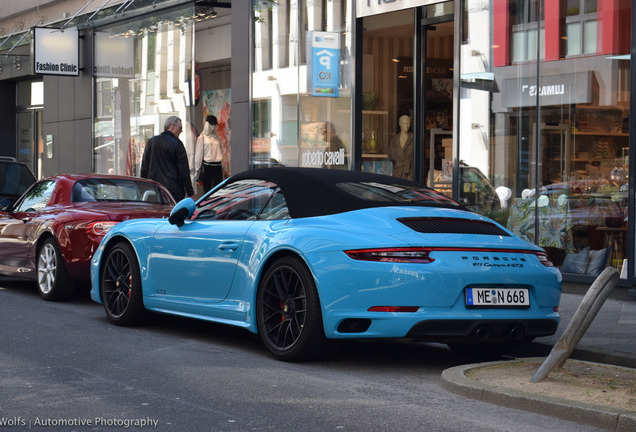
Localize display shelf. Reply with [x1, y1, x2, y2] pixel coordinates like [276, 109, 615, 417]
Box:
[362, 110, 389, 155]
[573, 132, 628, 137]
[362, 153, 389, 159]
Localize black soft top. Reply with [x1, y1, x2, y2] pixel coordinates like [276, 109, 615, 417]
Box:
[228, 167, 463, 219]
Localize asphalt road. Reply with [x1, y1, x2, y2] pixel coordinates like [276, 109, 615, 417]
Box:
[0, 278, 605, 432]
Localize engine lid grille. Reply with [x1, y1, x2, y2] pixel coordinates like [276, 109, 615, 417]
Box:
[398, 217, 510, 236]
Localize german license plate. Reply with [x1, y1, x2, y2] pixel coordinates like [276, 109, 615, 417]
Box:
[465, 288, 530, 308]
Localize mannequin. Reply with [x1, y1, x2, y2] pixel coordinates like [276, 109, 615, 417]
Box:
[388, 115, 414, 181]
[194, 115, 223, 193]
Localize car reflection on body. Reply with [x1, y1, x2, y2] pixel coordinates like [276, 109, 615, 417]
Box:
[0, 174, 175, 300]
[90, 167, 561, 361]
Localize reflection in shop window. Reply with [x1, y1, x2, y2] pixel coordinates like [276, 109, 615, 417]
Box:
[564, 0, 597, 57]
[510, 0, 544, 62]
[477, 0, 628, 279]
[251, 0, 352, 171]
[92, 6, 196, 179]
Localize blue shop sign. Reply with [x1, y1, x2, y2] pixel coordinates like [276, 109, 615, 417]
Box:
[308, 32, 340, 97]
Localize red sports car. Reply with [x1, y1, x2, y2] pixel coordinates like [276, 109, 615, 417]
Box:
[0, 174, 175, 300]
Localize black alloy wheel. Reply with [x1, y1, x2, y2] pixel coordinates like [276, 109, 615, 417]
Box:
[256, 256, 329, 361]
[100, 241, 147, 325]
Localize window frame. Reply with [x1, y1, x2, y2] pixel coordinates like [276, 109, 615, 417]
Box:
[563, 0, 598, 57]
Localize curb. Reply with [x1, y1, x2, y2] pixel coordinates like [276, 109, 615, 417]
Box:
[531, 341, 636, 370]
[440, 358, 636, 432]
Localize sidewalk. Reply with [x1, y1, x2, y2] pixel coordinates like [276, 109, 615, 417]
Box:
[441, 281, 636, 431]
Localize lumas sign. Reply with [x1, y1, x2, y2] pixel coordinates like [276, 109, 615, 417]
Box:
[33, 27, 79, 76]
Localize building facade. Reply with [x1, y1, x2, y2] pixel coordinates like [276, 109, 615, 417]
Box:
[0, 0, 634, 285]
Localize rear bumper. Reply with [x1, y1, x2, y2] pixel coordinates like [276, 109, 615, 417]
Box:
[324, 306, 561, 342]
[404, 318, 558, 343]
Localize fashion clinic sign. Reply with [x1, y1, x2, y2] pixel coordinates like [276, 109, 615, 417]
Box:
[33, 27, 79, 76]
[356, 0, 439, 17]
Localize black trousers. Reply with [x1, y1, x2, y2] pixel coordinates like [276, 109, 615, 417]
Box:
[201, 161, 223, 193]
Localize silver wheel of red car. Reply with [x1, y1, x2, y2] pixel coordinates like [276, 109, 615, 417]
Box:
[100, 241, 147, 325]
[37, 238, 74, 301]
[256, 256, 328, 361]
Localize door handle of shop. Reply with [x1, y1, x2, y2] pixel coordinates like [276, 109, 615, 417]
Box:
[218, 242, 239, 252]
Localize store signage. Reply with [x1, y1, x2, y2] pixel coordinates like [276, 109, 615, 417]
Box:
[94, 32, 135, 78]
[461, 72, 494, 81]
[301, 148, 346, 167]
[356, 0, 439, 18]
[307, 31, 340, 97]
[502, 72, 594, 108]
[33, 27, 79, 76]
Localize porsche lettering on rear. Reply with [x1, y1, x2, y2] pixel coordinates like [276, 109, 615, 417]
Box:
[461, 255, 527, 262]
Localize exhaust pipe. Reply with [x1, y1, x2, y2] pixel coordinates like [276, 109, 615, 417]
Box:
[508, 326, 525, 341]
[474, 326, 490, 340]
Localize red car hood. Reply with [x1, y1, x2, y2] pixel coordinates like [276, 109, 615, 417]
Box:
[72, 201, 173, 221]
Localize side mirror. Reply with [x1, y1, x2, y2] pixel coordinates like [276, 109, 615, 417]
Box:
[0, 198, 13, 212]
[168, 197, 196, 227]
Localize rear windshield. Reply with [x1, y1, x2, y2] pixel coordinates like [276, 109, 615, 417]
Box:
[72, 178, 174, 205]
[337, 181, 461, 207]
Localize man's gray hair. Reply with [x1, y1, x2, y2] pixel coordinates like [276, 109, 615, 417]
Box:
[164, 116, 182, 130]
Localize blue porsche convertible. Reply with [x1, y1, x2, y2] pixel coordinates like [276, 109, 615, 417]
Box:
[90, 167, 561, 361]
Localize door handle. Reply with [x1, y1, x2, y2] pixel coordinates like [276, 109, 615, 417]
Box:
[21, 217, 31, 223]
[218, 242, 239, 252]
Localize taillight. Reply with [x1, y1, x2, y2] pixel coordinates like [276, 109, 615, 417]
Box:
[87, 221, 118, 236]
[535, 252, 554, 267]
[344, 248, 434, 263]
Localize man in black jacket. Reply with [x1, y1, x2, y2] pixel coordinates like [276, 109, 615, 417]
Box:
[140, 116, 194, 201]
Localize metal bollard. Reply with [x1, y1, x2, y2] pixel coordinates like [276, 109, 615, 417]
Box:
[531, 267, 620, 383]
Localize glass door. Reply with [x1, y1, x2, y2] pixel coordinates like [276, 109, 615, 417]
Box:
[358, 2, 455, 186]
[421, 17, 454, 196]
[16, 110, 43, 179]
[16, 81, 43, 178]
[360, 9, 415, 179]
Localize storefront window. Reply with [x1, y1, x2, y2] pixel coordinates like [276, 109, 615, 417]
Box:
[564, 0, 597, 56]
[93, 5, 196, 179]
[510, 0, 545, 62]
[359, 9, 415, 178]
[462, 0, 631, 279]
[251, 0, 353, 169]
